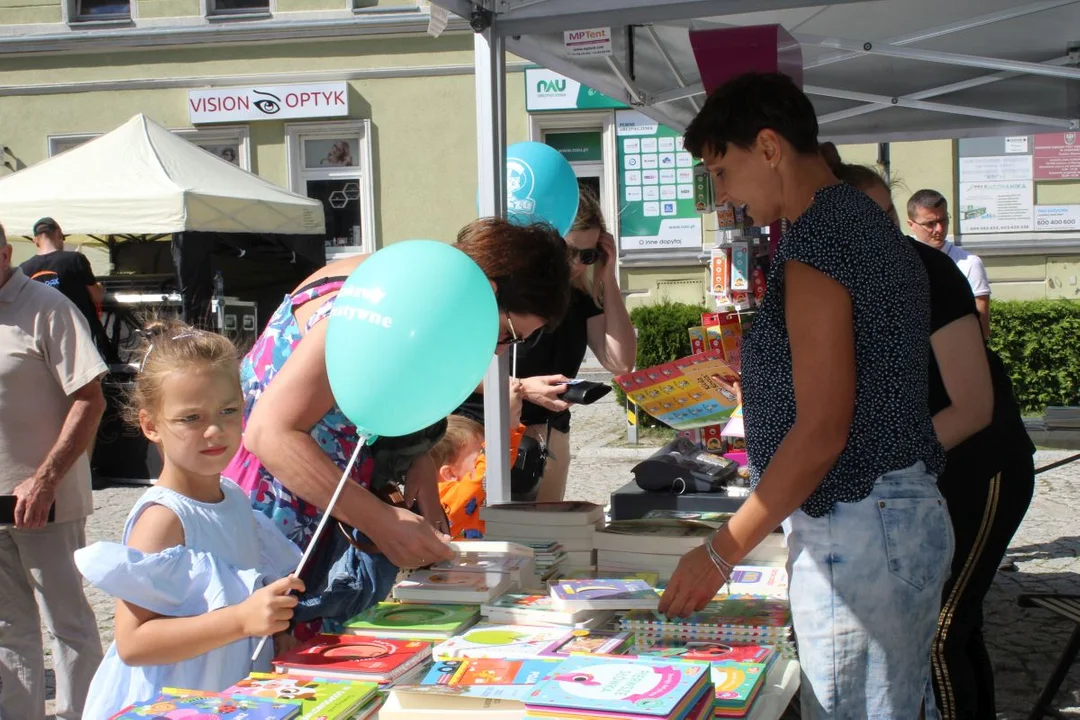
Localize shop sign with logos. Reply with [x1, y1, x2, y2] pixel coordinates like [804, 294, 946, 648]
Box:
[524, 68, 627, 112]
[188, 82, 349, 124]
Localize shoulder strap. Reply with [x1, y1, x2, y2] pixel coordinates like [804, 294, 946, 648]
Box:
[292, 275, 349, 299]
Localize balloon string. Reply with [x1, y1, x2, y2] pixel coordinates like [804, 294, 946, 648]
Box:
[512, 343, 517, 379]
[250, 436, 367, 663]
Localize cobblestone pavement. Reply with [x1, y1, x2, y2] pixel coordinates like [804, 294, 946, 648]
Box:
[28, 394, 1080, 718]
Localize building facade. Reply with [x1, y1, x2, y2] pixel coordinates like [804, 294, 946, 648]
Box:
[1, 0, 1077, 305]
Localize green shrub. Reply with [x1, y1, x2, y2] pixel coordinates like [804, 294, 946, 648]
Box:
[617, 298, 1080, 421]
[989, 300, 1080, 413]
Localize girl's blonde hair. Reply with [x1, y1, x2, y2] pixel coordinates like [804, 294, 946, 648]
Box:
[430, 415, 484, 471]
[570, 188, 608, 308]
[122, 317, 240, 427]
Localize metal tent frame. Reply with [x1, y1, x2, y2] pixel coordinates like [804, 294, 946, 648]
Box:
[430, 0, 1080, 502]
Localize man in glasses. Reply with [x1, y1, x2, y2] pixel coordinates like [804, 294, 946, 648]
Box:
[908, 189, 992, 338]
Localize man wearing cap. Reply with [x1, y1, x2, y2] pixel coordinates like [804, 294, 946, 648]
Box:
[20, 217, 112, 362]
[0, 221, 106, 720]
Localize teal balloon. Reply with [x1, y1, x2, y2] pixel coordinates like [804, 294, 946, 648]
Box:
[325, 240, 498, 437]
[505, 142, 580, 236]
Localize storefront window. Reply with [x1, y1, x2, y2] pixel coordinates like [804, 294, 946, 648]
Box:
[74, 0, 130, 20]
[211, 0, 269, 14]
[287, 121, 375, 253]
[49, 128, 250, 170]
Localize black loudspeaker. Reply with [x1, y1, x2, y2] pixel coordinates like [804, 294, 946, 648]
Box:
[91, 370, 162, 487]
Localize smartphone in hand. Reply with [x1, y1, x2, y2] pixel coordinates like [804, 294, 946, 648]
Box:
[558, 379, 613, 405]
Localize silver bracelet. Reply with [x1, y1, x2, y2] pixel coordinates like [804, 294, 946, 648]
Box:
[704, 532, 735, 592]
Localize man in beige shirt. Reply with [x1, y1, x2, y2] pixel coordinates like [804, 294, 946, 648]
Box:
[0, 223, 106, 720]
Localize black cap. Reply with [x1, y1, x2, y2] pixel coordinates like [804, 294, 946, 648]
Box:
[33, 217, 60, 236]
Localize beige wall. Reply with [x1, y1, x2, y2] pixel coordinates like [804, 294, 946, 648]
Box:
[0, 34, 527, 253]
[0, 0, 428, 24]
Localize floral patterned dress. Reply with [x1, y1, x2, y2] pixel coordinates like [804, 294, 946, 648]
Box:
[223, 278, 375, 549]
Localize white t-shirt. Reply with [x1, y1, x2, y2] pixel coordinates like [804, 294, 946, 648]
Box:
[0, 270, 107, 523]
[944, 242, 991, 298]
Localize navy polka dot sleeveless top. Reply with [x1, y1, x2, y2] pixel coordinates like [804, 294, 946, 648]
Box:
[741, 183, 945, 517]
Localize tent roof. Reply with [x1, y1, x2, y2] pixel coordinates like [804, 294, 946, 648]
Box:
[434, 0, 1080, 142]
[0, 114, 325, 237]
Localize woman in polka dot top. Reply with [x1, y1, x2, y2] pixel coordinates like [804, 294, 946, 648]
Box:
[658, 73, 952, 718]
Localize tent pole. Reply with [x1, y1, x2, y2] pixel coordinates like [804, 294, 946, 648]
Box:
[474, 12, 512, 506]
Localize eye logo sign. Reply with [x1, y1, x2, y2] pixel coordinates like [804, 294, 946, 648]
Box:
[188, 82, 350, 124]
[252, 89, 281, 115]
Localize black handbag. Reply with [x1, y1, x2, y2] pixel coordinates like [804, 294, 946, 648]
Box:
[510, 423, 551, 501]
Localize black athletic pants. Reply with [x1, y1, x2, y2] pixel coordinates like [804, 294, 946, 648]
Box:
[931, 451, 1035, 720]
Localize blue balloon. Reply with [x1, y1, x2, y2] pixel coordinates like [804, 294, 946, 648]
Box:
[505, 141, 580, 236]
[325, 240, 498, 438]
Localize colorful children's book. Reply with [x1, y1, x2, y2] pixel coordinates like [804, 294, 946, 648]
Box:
[431, 623, 573, 660]
[420, 657, 560, 699]
[524, 655, 712, 719]
[392, 569, 511, 604]
[343, 602, 479, 641]
[614, 350, 740, 431]
[110, 693, 300, 719]
[550, 579, 660, 611]
[540, 629, 634, 658]
[224, 673, 377, 720]
[710, 661, 767, 717]
[272, 634, 431, 684]
[721, 565, 789, 600]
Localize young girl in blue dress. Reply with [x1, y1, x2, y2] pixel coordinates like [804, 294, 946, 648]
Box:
[76, 321, 304, 719]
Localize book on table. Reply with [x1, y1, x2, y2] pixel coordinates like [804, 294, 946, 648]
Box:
[271, 633, 431, 684]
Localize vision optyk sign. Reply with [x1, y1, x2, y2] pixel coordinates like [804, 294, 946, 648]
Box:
[188, 82, 349, 124]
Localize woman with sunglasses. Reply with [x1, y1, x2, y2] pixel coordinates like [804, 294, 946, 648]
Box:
[457, 189, 636, 502]
[224, 218, 570, 583]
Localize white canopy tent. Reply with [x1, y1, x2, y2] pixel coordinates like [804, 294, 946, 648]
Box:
[429, 0, 1080, 502]
[0, 113, 325, 237]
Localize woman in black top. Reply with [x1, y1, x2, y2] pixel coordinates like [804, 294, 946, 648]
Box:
[824, 147, 1036, 720]
[659, 73, 952, 718]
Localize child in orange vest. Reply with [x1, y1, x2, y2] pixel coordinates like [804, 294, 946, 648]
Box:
[431, 416, 527, 539]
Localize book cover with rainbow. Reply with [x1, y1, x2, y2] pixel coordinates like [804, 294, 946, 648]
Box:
[432, 624, 573, 660]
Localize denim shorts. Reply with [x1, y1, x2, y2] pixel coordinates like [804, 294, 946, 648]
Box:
[783, 462, 954, 718]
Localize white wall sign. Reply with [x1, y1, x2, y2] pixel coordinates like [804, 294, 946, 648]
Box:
[189, 82, 349, 124]
[958, 154, 1033, 183]
[564, 27, 612, 57]
[1005, 136, 1030, 154]
[1035, 205, 1080, 231]
[959, 181, 1035, 234]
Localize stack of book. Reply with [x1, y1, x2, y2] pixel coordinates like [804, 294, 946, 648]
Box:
[481, 591, 614, 629]
[521, 540, 567, 582]
[480, 501, 606, 573]
[621, 595, 795, 658]
[633, 640, 778, 717]
[271, 634, 432, 685]
[595, 520, 786, 582]
[344, 602, 480, 642]
[391, 541, 540, 605]
[523, 655, 715, 720]
[549, 578, 661, 612]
